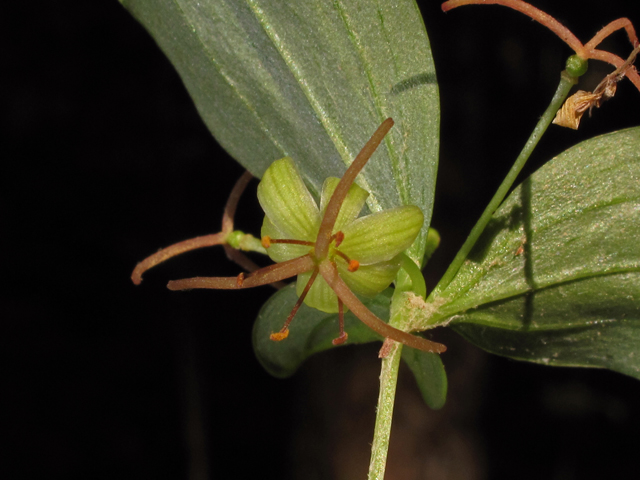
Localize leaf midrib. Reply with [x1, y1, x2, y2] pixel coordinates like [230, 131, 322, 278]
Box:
[172, 0, 288, 170]
[431, 267, 640, 326]
[245, 0, 387, 212]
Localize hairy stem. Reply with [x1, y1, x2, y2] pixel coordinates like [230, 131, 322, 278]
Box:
[367, 281, 418, 479]
[367, 340, 402, 480]
[431, 70, 576, 297]
[221, 171, 254, 234]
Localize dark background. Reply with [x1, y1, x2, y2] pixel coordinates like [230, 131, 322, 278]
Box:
[3, 1, 640, 479]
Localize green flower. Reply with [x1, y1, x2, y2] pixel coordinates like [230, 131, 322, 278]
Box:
[158, 118, 446, 353]
[258, 156, 424, 315]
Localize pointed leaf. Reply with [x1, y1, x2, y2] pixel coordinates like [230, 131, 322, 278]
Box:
[119, 0, 440, 259]
[425, 127, 640, 379]
[401, 348, 447, 410]
[254, 283, 450, 405]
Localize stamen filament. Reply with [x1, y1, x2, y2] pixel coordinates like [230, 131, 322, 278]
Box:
[263, 236, 315, 247]
[270, 268, 319, 341]
[334, 250, 360, 272]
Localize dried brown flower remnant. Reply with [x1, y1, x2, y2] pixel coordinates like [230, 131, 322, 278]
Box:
[553, 91, 601, 130]
[554, 45, 640, 129]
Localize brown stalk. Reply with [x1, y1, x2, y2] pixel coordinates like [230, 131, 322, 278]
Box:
[584, 18, 638, 51]
[318, 260, 447, 355]
[221, 171, 254, 235]
[167, 254, 315, 291]
[441, 0, 586, 56]
[131, 232, 227, 286]
[441, 0, 640, 92]
[131, 171, 254, 285]
[589, 49, 640, 92]
[315, 118, 394, 259]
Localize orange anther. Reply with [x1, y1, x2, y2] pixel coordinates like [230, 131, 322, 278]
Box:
[334, 231, 345, 248]
[270, 329, 290, 342]
[348, 260, 360, 272]
[261, 236, 272, 248]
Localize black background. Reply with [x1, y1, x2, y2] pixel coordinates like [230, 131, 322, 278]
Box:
[3, 1, 640, 479]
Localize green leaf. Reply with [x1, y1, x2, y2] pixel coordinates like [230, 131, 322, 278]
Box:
[255, 284, 449, 406]
[425, 127, 640, 379]
[119, 0, 439, 259]
[253, 284, 388, 378]
[401, 348, 447, 410]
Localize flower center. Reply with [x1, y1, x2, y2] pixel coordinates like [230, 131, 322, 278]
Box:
[260, 231, 357, 345]
[261, 231, 360, 272]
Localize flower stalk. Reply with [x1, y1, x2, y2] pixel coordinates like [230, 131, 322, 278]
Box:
[432, 70, 576, 297]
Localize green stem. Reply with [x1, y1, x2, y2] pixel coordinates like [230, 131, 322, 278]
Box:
[367, 340, 403, 480]
[368, 279, 420, 478]
[367, 66, 580, 480]
[431, 70, 577, 298]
